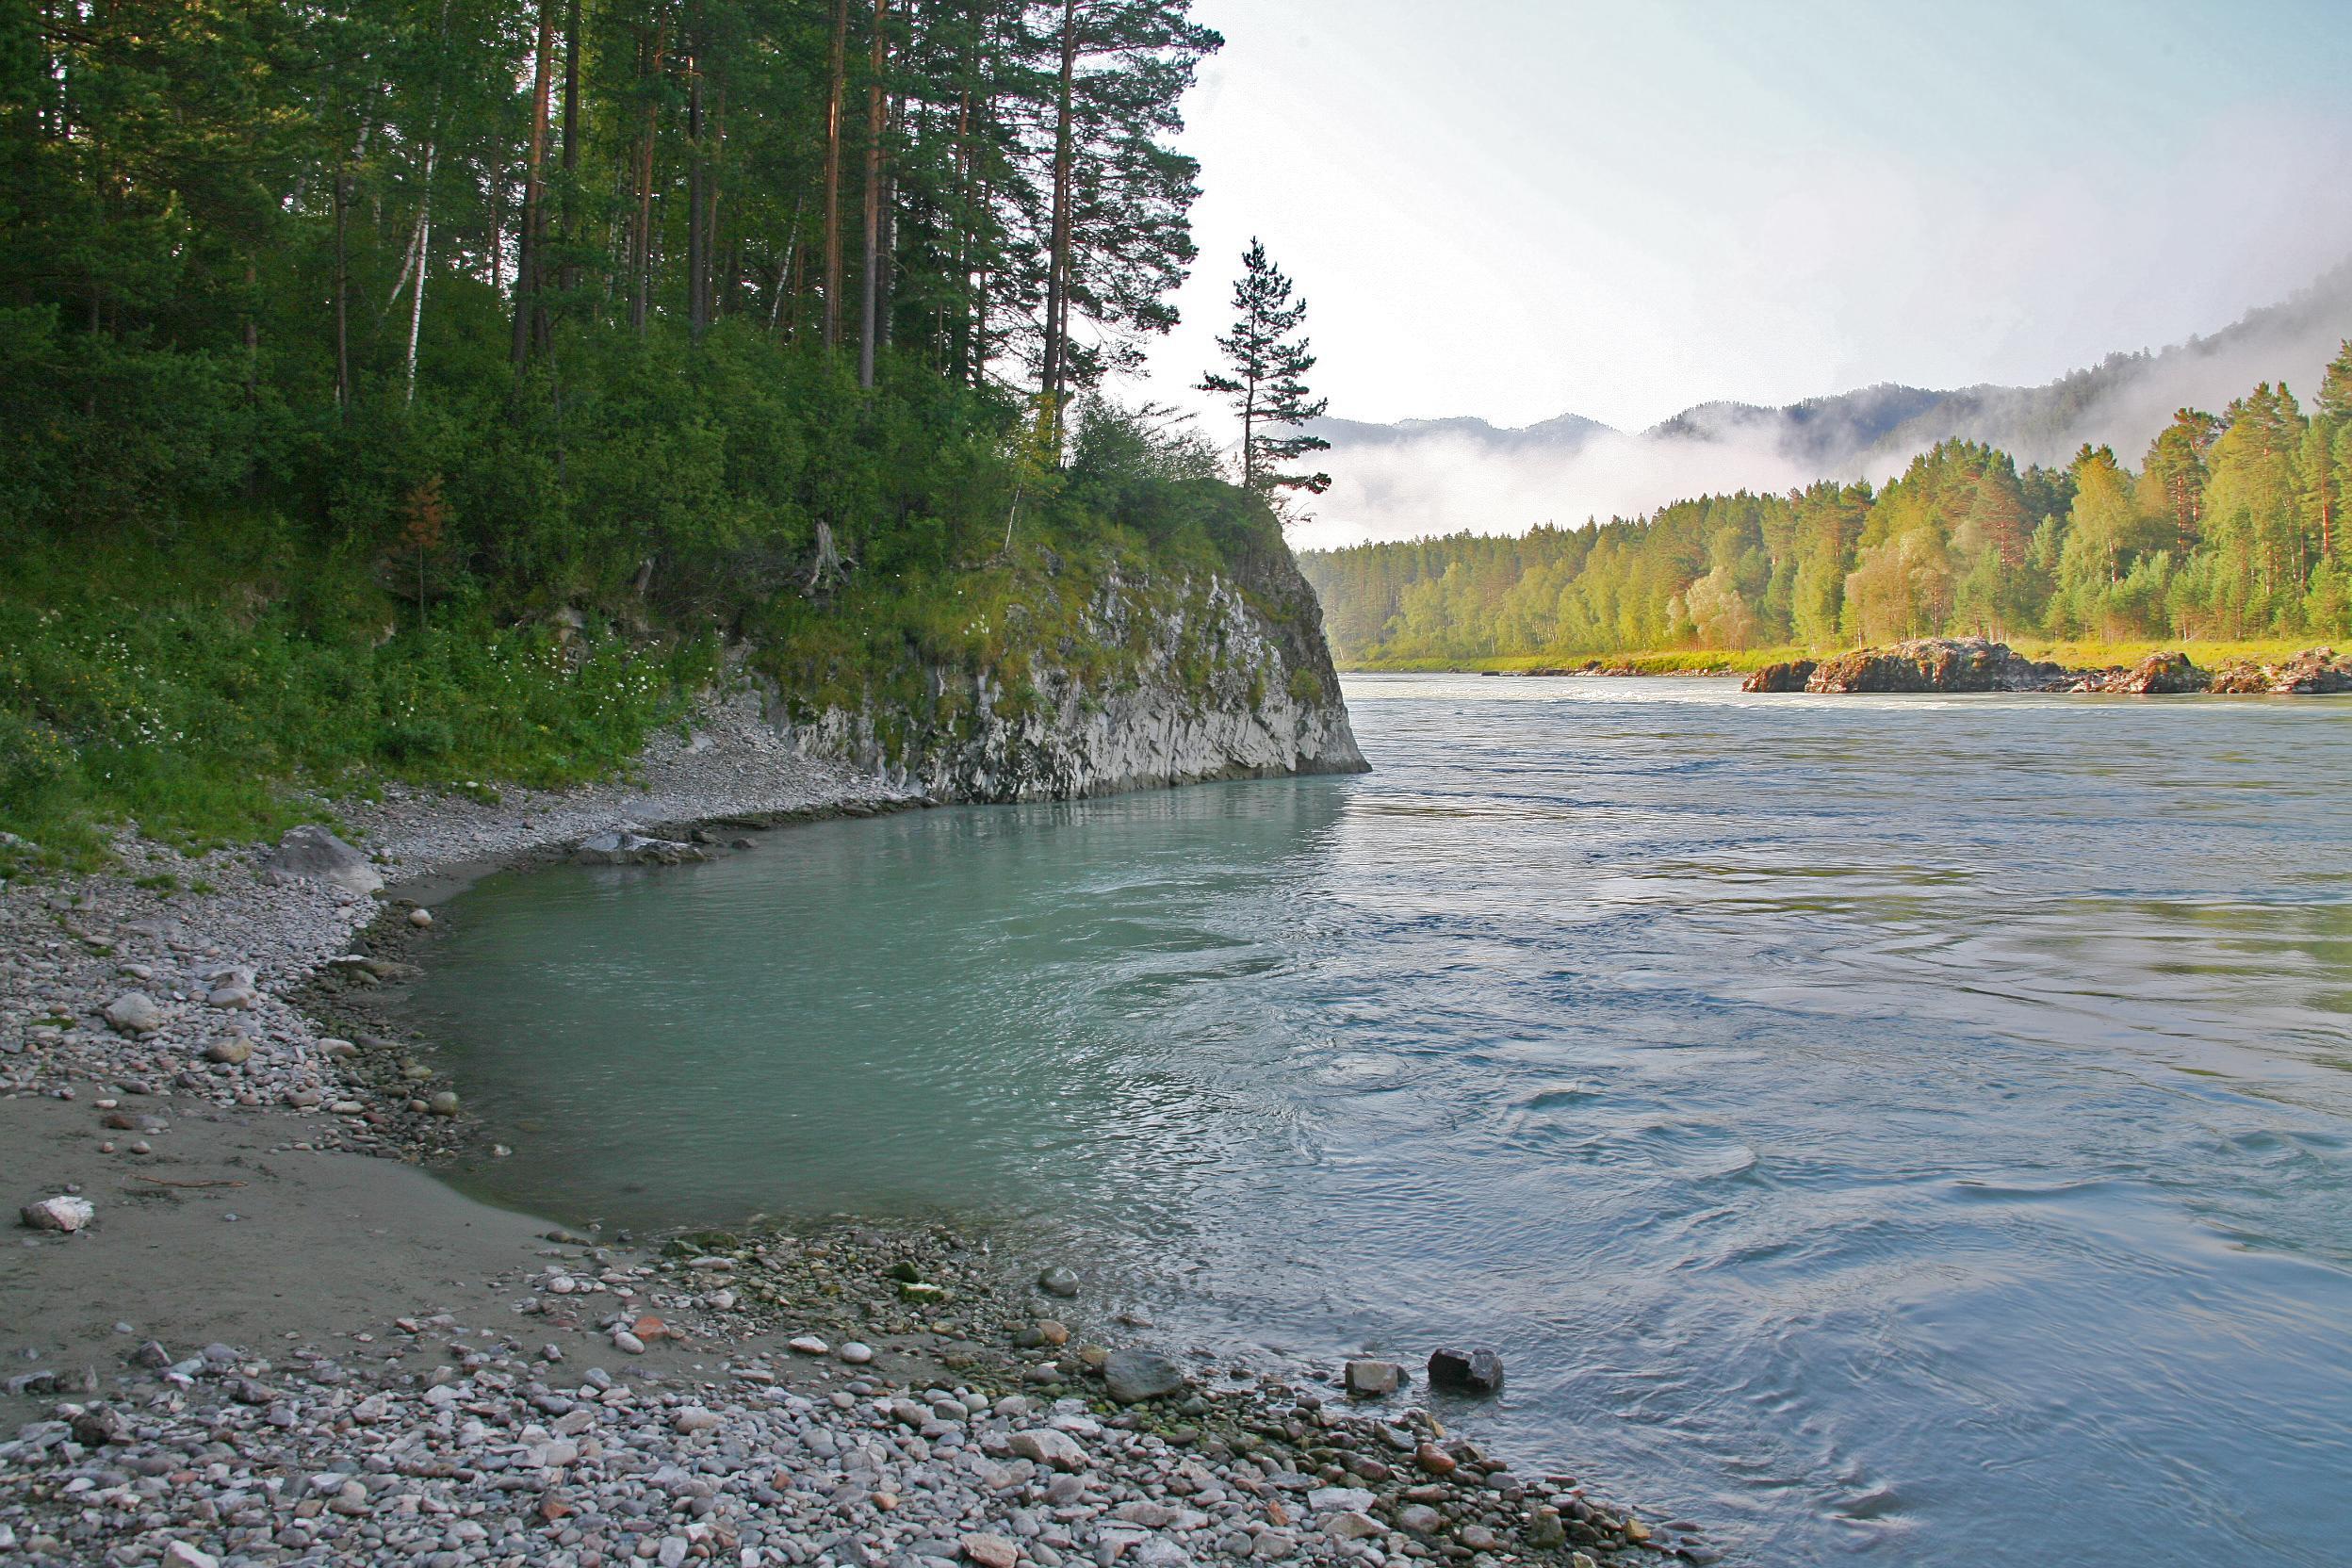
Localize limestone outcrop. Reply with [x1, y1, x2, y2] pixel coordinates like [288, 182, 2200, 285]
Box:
[779, 552, 1367, 803]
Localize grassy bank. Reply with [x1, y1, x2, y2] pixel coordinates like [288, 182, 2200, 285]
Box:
[0, 524, 716, 872]
[0, 399, 1292, 876]
[1336, 637, 2322, 677]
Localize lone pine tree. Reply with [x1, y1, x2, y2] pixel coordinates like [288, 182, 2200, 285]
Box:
[1200, 239, 1331, 496]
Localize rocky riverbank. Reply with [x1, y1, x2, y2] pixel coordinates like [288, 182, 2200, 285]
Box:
[1740, 638, 2352, 695]
[1, 692, 1698, 1568]
[782, 561, 1368, 802]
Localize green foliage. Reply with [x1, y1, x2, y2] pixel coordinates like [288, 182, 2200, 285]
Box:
[0, 0, 1303, 867]
[1304, 356, 2352, 663]
[0, 527, 714, 862]
[1198, 240, 1331, 495]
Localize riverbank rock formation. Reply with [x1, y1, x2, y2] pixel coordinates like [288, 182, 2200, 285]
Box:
[779, 551, 1368, 802]
[2070, 651, 2209, 694]
[1803, 638, 2066, 694]
[1740, 659, 1817, 693]
[2209, 646, 2352, 694]
[1744, 640, 2352, 696]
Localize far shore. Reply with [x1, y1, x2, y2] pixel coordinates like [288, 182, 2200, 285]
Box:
[1336, 634, 2327, 679]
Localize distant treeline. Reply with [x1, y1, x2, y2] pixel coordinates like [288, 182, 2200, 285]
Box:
[1300, 355, 2352, 662]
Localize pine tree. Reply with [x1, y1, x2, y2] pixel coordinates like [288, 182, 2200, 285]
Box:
[1198, 239, 1329, 496]
[2318, 339, 2352, 423]
[2144, 407, 2220, 553]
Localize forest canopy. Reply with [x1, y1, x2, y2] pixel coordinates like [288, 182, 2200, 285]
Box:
[0, 0, 1311, 858]
[0, 0, 1231, 582]
[1301, 356, 2352, 664]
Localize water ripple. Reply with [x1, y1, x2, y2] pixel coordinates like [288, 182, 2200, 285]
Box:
[413, 674, 2352, 1566]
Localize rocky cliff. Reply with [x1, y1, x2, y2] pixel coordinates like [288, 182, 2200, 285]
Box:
[773, 550, 1367, 803]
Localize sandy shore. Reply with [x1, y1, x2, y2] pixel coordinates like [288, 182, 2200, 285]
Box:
[0, 694, 1696, 1568]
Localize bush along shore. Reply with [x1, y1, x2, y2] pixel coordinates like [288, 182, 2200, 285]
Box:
[0, 701, 1690, 1568]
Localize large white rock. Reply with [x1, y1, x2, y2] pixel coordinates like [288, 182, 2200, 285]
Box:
[1008, 1428, 1089, 1471]
[962, 1534, 1020, 1568]
[263, 825, 383, 896]
[22, 1195, 94, 1233]
[103, 991, 161, 1035]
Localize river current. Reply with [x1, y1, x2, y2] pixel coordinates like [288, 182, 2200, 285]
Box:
[411, 675, 2352, 1565]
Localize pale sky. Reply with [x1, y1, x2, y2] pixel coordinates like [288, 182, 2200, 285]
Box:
[1130, 0, 2352, 436]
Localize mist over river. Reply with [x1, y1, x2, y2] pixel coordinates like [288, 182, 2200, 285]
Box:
[409, 675, 2352, 1565]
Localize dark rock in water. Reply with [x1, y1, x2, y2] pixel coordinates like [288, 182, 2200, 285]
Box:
[1427, 1347, 1504, 1393]
[1101, 1348, 1185, 1404]
[1740, 660, 1817, 694]
[1804, 638, 2063, 694]
[1036, 1266, 1080, 1298]
[2073, 651, 2209, 694]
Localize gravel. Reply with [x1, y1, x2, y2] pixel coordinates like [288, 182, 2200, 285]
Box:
[0, 689, 1689, 1567]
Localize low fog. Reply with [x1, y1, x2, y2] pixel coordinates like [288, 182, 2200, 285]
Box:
[1296, 261, 2352, 553]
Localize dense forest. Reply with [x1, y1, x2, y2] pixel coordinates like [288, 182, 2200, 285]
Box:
[0, 0, 1300, 858]
[1301, 358, 2352, 664]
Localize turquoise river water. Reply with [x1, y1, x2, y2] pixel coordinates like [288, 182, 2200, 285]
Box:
[411, 675, 2352, 1565]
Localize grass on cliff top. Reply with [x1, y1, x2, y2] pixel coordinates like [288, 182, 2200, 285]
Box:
[1339, 637, 2322, 677]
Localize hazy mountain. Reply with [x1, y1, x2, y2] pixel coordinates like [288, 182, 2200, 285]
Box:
[1301, 259, 2352, 547]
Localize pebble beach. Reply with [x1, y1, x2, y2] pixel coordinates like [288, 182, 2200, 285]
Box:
[0, 694, 1693, 1568]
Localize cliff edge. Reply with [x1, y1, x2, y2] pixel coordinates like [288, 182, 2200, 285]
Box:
[776, 546, 1366, 803]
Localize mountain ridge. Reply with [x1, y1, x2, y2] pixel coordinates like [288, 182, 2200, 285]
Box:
[1302, 258, 2352, 542]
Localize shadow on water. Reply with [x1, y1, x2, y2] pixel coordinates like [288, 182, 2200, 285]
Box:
[409, 676, 2352, 1567]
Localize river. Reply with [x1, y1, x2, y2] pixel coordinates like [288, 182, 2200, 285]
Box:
[407, 674, 2352, 1564]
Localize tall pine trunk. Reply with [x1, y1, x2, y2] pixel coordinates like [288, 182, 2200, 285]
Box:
[629, 23, 666, 334]
[949, 77, 971, 382]
[822, 0, 848, 351]
[686, 37, 706, 339]
[707, 85, 727, 326]
[333, 164, 351, 419]
[859, 0, 888, 388]
[558, 0, 580, 298]
[1040, 0, 1076, 435]
[878, 82, 898, 356]
[972, 161, 991, 384]
[511, 0, 555, 371]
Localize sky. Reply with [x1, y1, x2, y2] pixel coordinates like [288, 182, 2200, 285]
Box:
[1125, 0, 2352, 437]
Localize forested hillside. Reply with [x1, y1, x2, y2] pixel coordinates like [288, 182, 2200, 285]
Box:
[1301, 359, 2352, 664]
[1303, 262, 2352, 550]
[0, 0, 1321, 861]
